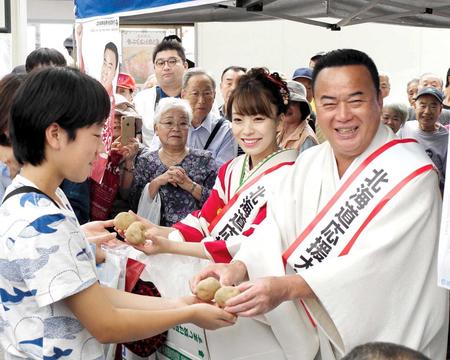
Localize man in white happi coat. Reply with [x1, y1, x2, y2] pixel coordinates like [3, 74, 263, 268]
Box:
[192, 49, 448, 359]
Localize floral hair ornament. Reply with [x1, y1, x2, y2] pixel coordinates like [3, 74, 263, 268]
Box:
[264, 71, 290, 106]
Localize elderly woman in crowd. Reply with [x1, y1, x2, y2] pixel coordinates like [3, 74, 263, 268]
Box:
[381, 102, 408, 134]
[277, 80, 318, 152]
[121, 97, 218, 226]
[0, 73, 25, 200]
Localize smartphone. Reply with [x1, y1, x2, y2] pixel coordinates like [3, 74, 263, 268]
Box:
[120, 116, 136, 145]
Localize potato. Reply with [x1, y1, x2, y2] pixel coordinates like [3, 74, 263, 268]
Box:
[124, 221, 147, 245]
[113, 212, 135, 231]
[214, 286, 241, 308]
[195, 277, 221, 302]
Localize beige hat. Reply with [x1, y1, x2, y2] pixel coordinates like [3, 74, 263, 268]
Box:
[286, 80, 311, 119]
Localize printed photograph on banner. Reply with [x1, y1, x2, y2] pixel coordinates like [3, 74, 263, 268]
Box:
[75, 17, 121, 183]
[75, 17, 121, 95]
[121, 29, 172, 89]
[437, 135, 450, 289]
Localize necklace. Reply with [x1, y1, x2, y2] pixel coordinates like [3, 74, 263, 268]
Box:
[159, 148, 189, 167]
[239, 148, 285, 187]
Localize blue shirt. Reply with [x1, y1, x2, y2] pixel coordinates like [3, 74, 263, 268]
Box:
[187, 112, 237, 166]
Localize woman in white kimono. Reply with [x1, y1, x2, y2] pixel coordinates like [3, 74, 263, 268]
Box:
[130, 68, 300, 262]
[114, 69, 319, 360]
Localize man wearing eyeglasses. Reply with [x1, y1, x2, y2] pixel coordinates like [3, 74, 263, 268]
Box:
[134, 39, 188, 148]
[181, 68, 237, 166]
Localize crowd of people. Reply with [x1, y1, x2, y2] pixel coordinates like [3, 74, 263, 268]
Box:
[0, 39, 450, 360]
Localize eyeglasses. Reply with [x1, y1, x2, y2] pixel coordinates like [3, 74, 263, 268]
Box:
[154, 57, 183, 69]
[159, 121, 190, 129]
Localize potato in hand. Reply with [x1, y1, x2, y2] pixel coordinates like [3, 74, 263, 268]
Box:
[214, 286, 241, 308]
[113, 212, 135, 231]
[125, 221, 147, 245]
[195, 277, 221, 302]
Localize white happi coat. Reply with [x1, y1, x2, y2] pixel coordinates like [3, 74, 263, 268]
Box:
[235, 124, 448, 359]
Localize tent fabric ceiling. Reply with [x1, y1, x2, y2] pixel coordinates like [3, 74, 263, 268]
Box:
[76, 0, 450, 30]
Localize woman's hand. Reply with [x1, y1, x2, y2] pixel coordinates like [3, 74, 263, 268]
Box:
[128, 232, 173, 255]
[167, 166, 194, 191]
[112, 211, 171, 240]
[154, 168, 178, 188]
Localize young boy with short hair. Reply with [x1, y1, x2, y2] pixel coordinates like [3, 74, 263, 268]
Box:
[0, 67, 235, 359]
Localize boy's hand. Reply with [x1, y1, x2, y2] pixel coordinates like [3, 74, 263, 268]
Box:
[190, 303, 236, 330]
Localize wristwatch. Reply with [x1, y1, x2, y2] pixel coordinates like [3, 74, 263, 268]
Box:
[190, 181, 197, 193]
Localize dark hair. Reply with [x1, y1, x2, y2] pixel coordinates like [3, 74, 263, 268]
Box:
[312, 49, 380, 95]
[221, 66, 247, 81]
[446, 67, 450, 88]
[342, 342, 430, 360]
[290, 101, 310, 122]
[152, 39, 186, 63]
[10, 67, 110, 166]
[0, 73, 26, 146]
[25, 47, 67, 72]
[226, 68, 289, 120]
[162, 34, 182, 43]
[104, 42, 119, 70]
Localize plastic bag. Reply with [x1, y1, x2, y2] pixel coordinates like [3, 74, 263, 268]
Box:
[137, 183, 161, 225]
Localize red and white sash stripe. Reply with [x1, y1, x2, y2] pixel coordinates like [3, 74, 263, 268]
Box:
[283, 139, 434, 272]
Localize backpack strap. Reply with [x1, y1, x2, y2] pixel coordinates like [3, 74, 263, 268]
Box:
[154, 87, 162, 110]
[1, 185, 60, 208]
[204, 118, 225, 150]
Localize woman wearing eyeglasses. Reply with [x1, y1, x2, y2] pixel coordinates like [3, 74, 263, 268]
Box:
[120, 97, 218, 226]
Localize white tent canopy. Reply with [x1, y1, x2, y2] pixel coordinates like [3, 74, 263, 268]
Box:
[114, 0, 450, 29]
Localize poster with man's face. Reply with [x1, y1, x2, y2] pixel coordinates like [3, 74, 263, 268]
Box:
[75, 17, 121, 183]
[75, 17, 121, 96]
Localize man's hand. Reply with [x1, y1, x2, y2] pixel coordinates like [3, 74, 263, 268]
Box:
[190, 303, 236, 330]
[190, 261, 248, 293]
[224, 274, 314, 317]
[223, 277, 288, 317]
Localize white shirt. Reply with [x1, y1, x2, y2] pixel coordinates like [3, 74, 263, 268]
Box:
[0, 175, 103, 359]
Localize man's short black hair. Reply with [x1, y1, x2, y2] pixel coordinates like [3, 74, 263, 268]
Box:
[152, 39, 186, 63]
[25, 47, 67, 73]
[312, 49, 380, 95]
[162, 34, 182, 43]
[104, 42, 119, 70]
[221, 66, 247, 81]
[342, 342, 430, 360]
[10, 67, 110, 166]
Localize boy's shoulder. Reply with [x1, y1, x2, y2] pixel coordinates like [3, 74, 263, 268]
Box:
[1, 176, 78, 244]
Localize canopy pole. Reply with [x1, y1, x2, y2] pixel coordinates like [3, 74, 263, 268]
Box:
[220, 4, 335, 29]
[336, 0, 383, 27]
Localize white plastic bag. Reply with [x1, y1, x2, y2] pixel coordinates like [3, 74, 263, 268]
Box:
[137, 183, 161, 225]
[96, 250, 127, 360]
[96, 249, 127, 290]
